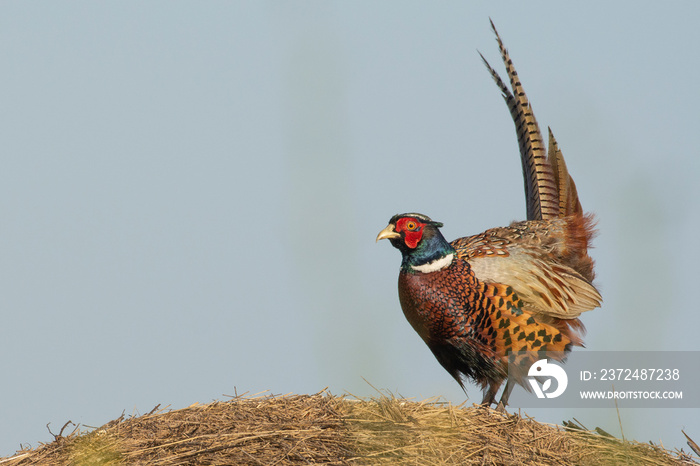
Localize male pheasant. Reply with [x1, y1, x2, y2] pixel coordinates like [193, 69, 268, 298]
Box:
[376, 21, 601, 408]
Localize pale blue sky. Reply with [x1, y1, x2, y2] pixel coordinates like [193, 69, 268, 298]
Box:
[1, 2, 699, 457]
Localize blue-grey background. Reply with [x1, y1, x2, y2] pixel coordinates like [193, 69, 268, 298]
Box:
[1, 2, 698, 457]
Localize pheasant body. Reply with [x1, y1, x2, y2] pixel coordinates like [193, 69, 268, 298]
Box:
[377, 23, 601, 407]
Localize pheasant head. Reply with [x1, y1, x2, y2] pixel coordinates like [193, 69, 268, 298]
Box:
[377, 213, 456, 272]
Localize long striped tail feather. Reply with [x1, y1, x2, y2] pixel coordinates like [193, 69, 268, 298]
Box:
[482, 19, 565, 222]
[547, 127, 582, 217]
[481, 20, 599, 289]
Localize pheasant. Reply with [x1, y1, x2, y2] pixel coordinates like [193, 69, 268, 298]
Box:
[376, 21, 601, 408]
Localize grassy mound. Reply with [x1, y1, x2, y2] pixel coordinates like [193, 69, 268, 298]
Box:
[1, 392, 695, 465]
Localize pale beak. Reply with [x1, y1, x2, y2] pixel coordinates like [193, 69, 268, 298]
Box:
[376, 224, 401, 242]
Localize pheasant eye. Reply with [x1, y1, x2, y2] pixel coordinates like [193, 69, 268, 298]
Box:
[406, 220, 417, 230]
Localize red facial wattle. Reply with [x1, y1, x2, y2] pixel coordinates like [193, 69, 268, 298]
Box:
[395, 217, 425, 249]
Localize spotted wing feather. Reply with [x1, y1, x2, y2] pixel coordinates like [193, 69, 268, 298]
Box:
[451, 220, 601, 320]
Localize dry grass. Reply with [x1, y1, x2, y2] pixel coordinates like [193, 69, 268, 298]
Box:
[1, 391, 695, 465]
